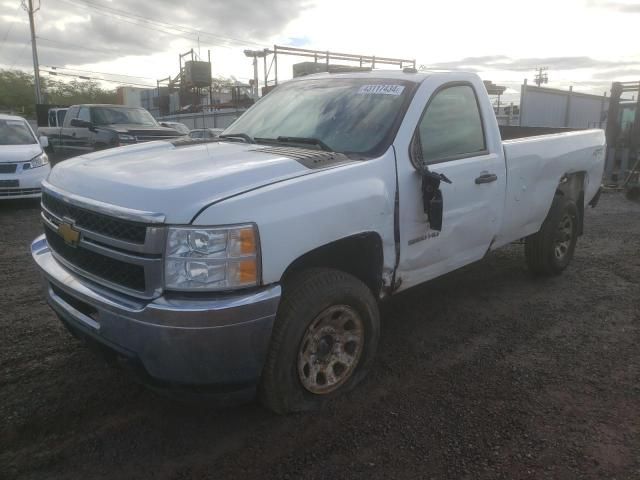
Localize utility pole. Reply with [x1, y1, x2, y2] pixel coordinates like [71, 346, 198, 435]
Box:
[23, 0, 42, 104]
[534, 67, 548, 87]
[243, 49, 266, 100]
[251, 55, 258, 99]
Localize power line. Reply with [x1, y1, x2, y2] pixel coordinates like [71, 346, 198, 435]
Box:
[38, 35, 125, 56]
[41, 69, 155, 88]
[74, 0, 266, 49]
[55, 0, 198, 41]
[55, 0, 266, 51]
[45, 65, 156, 81]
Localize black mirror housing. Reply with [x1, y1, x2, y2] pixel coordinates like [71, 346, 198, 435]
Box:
[421, 170, 451, 232]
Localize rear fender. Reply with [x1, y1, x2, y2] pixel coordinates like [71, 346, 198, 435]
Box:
[555, 172, 585, 235]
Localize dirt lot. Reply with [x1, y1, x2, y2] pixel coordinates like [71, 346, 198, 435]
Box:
[1, 193, 639, 480]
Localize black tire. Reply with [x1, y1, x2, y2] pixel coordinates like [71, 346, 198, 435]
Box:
[525, 195, 579, 276]
[260, 268, 380, 414]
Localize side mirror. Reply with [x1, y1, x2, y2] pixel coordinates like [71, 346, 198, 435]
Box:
[70, 118, 92, 128]
[421, 170, 452, 233]
[39, 136, 49, 148]
[410, 135, 452, 232]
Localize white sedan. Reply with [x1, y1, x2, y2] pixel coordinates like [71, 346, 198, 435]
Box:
[0, 114, 50, 199]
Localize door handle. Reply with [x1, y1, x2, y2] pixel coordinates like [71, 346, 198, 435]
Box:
[72, 132, 76, 137]
[475, 173, 498, 184]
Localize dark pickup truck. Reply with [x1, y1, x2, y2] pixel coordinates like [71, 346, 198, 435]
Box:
[38, 104, 184, 159]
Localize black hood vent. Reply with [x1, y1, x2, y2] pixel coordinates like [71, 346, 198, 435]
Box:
[170, 137, 220, 147]
[250, 146, 352, 169]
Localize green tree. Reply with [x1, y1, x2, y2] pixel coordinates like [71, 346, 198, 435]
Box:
[0, 70, 38, 116]
[0, 69, 117, 117]
[45, 78, 116, 105]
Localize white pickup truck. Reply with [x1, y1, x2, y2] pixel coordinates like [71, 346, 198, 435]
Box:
[31, 70, 605, 413]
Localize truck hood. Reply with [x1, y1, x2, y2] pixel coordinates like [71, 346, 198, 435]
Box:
[0, 144, 43, 163]
[47, 141, 329, 223]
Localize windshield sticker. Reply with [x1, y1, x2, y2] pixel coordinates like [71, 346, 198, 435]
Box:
[6, 120, 26, 126]
[357, 84, 405, 96]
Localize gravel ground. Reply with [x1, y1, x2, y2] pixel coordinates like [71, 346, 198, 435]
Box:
[1, 193, 639, 480]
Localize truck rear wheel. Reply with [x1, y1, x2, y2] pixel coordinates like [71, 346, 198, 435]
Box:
[260, 268, 380, 414]
[525, 195, 578, 276]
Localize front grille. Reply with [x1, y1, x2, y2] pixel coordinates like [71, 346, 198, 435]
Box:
[0, 163, 17, 174]
[42, 192, 147, 244]
[0, 187, 41, 197]
[45, 226, 146, 292]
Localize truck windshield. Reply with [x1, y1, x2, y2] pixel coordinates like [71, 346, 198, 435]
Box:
[92, 107, 158, 126]
[0, 119, 37, 145]
[223, 78, 415, 157]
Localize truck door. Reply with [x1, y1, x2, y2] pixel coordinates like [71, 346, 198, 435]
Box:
[64, 106, 92, 157]
[72, 106, 93, 155]
[59, 106, 79, 157]
[396, 81, 506, 290]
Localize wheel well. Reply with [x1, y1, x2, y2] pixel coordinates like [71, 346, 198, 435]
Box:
[281, 233, 384, 297]
[555, 172, 585, 235]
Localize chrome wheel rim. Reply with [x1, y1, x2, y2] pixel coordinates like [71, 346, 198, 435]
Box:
[297, 305, 365, 395]
[554, 214, 573, 260]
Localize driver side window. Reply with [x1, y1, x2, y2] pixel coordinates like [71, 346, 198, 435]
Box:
[78, 107, 91, 123]
[415, 84, 486, 165]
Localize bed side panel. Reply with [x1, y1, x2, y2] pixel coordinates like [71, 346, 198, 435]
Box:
[493, 130, 605, 249]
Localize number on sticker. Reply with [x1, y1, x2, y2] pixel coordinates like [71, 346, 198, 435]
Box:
[357, 85, 405, 96]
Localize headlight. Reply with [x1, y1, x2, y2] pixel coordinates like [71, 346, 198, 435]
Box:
[24, 152, 49, 169]
[118, 134, 136, 143]
[165, 224, 260, 291]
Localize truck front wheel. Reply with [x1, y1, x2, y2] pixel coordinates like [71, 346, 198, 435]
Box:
[260, 268, 380, 414]
[525, 195, 578, 276]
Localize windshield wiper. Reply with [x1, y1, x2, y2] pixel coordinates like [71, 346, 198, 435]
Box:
[218, 133, 254, 143]
[254, 136, 332, 152]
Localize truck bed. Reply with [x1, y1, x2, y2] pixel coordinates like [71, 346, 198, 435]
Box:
[499, 125, 582, 140]
[493, 129, 606, 248]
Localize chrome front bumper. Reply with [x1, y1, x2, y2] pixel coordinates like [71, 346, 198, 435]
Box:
[31, 234, 281, 388]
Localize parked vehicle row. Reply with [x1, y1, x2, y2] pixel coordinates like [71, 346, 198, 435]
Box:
[160, 122, 224, 140]
[31, 70, 606, 413]
[3, 105, 227, 201]
[159, 121, 190, 135]
[37, 104, 184, 159]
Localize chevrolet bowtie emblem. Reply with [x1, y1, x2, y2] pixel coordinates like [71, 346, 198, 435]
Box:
[58, 221, 80, 247]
